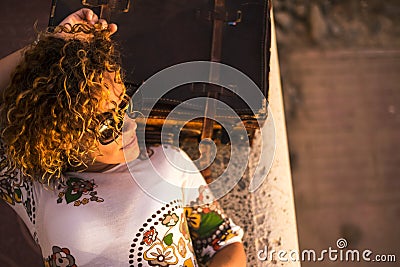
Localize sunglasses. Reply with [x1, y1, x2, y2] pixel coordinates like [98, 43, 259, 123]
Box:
[98, 82, 142, 145]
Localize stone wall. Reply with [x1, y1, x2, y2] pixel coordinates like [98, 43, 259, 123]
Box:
[274, 0, 400, 49]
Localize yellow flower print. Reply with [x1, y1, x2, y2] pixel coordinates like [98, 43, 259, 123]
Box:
[178, 237, 187, 258]
[184, 208, 201, 229]
[162, 212, 179, 227]
[144, 242, 178, 266]
[13, 190, 22, 203]
[183, 257, 196, 267]
[221, 229, 237, 242]
[0, 193, 13, 205]
[212, 229, 238, 250]
[179, 212, 190, 240]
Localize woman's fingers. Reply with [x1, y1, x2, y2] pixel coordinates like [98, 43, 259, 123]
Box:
[98, 19, 108, 29]
[57, 8, 118, 36]
[59, 8, 97, 26]
[97, 19, 118, 35]
[108, 23, 118, 35]
[82, 8, 98, 24]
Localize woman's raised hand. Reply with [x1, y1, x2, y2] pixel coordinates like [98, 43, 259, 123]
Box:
[57, 8, 118, 35]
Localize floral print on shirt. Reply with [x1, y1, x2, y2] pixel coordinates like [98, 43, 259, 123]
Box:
[44, 246, 77, 267]
[128, 186, 243, 267]
[0, 148, 37, 225]
[128, 199, 198, 267]
[185, 185, 243, 265]
[56, 177, 104, 206]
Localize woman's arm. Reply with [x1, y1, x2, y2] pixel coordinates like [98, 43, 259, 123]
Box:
[209, 242, 247, 267]
[0, 48, 25, 92]
[0, 8, 117, 92]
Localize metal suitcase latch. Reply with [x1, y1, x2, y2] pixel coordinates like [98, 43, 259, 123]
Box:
[195, 8, 242, 26]
[82, 0, 130, 20]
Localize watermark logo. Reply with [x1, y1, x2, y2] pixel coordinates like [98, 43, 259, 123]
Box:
[123, 61, 276, 205]
[336, 238, 348, 249]
[257, 238, 397, 263]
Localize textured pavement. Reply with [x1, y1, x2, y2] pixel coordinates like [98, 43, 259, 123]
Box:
[281, 49, 400, 267]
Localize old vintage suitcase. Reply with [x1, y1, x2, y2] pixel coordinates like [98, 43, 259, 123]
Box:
[49, 0, 271, 147]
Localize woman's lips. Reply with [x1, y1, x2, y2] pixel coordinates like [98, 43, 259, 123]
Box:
[121, 136, 137, 150]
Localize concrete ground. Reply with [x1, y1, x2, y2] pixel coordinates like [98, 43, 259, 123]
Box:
[281, 49, 400, 267]
[275, 1, 400, 266]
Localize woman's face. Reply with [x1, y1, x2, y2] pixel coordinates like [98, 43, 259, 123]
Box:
[92, 73, 140, 164]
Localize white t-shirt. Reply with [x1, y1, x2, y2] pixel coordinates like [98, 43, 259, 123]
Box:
[1, 145, 243, 266]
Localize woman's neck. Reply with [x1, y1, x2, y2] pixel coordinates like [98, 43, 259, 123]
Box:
[83, 161, 119, 173]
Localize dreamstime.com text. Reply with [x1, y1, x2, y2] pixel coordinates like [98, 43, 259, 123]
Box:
[257, 238, 397, 263]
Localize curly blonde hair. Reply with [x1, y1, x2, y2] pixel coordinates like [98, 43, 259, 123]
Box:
[0, 23, 128, 183]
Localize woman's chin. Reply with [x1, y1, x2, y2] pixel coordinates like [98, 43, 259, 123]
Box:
[123, 143, 141, 162]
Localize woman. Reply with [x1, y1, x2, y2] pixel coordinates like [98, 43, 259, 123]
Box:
[0, 9, 246, 266]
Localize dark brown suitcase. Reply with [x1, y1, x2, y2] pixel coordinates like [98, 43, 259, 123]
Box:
[49, 0, 271, 146]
